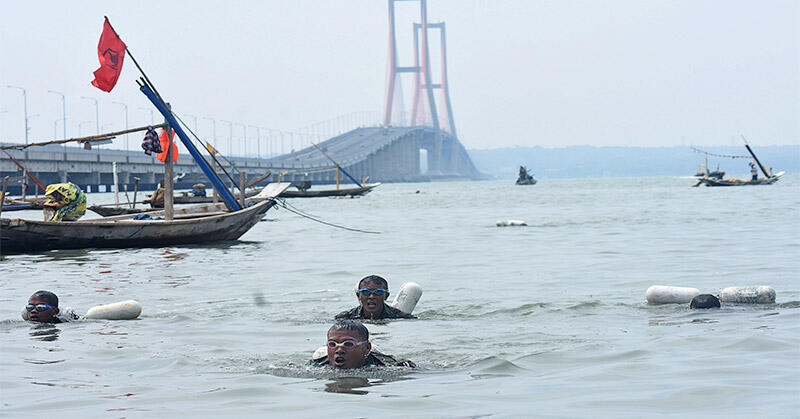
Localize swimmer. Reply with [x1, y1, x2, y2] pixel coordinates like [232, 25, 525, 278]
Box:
[24, 290, 78, 323]
[690, 294, 721, 309]
[335, 275, 416, 320]
[310, 320, 416, 369]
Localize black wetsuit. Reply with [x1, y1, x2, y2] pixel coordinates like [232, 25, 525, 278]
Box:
[311, 350, 416, 368]
[334, 303, 416, 320]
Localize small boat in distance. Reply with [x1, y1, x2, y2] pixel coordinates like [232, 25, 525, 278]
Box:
[515, 166, 537, 185]
[694, 139, 783, 187]
[694, 163, 725, 179]
[279, 182, 381, 198]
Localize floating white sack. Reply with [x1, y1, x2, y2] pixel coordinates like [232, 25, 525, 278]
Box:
[646, 285, 701, 304]
[84, 300, 142, 320]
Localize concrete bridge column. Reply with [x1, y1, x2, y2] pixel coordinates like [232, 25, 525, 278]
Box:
[58, 170, 68, 183]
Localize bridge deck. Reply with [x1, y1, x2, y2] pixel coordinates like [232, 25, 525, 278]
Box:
[268, 126, 417, 167]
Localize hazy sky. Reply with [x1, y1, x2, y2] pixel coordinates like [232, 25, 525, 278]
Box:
[1, 0, 797, 151]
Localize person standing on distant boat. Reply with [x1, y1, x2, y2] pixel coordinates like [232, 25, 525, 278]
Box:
[334, 275, 416, 320]
[750, 161, 758, 181]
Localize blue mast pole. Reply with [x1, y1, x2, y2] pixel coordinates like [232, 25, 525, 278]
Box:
[139, 84, 241, 211]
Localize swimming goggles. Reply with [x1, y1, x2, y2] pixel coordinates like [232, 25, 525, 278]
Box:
[357, 288, 388, 296]
[26, 304, 56, 312]
[326, 339, 368, 350]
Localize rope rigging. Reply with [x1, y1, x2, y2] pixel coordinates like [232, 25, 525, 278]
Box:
[272, 198, 381, 234]
[690, 147, 750, 159]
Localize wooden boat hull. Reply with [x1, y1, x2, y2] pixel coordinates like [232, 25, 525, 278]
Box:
[88, 205, 152, 217]
[698, 172, 784, 187]
[278, 183, 380, 198]
[146, 189, 260, 206]
[1, 199, 276, 253]
[1, 203, 36, 211]
[515, 179, 537, 185]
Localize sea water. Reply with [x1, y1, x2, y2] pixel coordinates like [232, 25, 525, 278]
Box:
[1, 176, 798, 417]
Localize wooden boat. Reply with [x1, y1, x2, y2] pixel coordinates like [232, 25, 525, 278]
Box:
[697, 171, 785, 187]
[694, 141, 783, 187]
[144, 188, 260, 206]
[88, 205, 151, 217]
[515, 166, 537, 185]
[278, 182, 380, 198]
[1, 196, 48, 211]
[0, 183, 289, 253]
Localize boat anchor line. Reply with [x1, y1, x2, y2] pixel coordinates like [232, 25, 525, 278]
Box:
[273, 199, 381, 234]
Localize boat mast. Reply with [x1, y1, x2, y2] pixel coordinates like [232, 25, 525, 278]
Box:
[138, 81, 242, 211]
[311, 142, 364, 187]
[741, 136, 771, 178]
[163, 104, 175, 220]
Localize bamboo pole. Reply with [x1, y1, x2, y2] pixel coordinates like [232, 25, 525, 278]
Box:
[0, 176, 6, 258]
[112, 162, 120, 205]
[163, 105, 174, 221]
[239, 171, 246, 209]
[0, 124, 163, 151]
[132, 177, 140, 209]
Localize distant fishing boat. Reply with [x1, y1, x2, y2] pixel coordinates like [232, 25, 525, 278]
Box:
[279, 182, 381, 198]
[694, 140, 783, 187]
[694, 163, 725, 179]
[696, 172, 784, 187]
[515, 165, 537, 185]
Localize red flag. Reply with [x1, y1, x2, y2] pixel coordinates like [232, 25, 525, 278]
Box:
[91, 17, 126, 92]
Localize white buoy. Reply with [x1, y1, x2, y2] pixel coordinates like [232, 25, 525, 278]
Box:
[496, 220, 527, 227]
[312, 346, 328, 361]
[84, 300, 142, 320]
[390, 282, 423, 314]
[646, 285, 701, 304]
[719, 286, 776, 304]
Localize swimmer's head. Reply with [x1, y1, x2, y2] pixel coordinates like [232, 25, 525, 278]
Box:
[355, 275, 389, 319]
[326, 320, 371, 369]
[690, 294, 720, 309]
[27, 290, 60, 323]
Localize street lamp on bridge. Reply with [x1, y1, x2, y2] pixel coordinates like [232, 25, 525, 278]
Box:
[6, 85, 30, 144]
[249, 125, 260, 159]
[112, 101, 129, 151]
[78, 120, 92, 137]
[47, 90, 66, 142]
[236, 123, 247, 157]
[137, 106, 154, 125]
[202, 116, 216, 148]
[220, 120, 232, 156]
[80, 96, 99, 135]
[183, 113, 198, 133]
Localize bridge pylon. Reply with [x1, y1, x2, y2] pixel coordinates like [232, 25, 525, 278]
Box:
[383, 0, 456, 138]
